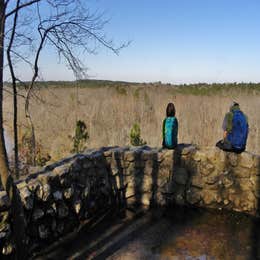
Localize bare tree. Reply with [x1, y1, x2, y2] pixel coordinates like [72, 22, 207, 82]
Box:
[0, 0, 128, 258]
[5, 0, 128, 173]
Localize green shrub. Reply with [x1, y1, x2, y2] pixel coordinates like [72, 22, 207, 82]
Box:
[133, 88, 140, 98]
[129, 123, 146, 146]
[115, 85, 127, 95]
[71, 120, 89, 153]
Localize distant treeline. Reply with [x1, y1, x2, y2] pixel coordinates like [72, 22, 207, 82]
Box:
[4, 79, 260, 95]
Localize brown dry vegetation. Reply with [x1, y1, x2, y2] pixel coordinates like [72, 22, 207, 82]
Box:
[3, 82, 260, 162]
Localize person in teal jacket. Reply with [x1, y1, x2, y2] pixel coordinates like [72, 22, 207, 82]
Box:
[162, 103, 178, 149]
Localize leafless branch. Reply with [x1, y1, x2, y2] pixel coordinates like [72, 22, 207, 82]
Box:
[5, 0, 40, 18]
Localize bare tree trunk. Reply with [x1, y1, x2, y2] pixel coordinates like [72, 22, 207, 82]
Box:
[7, 0, 20, 179]
[0, 2, 27, 258]
[13, 78, 18, 176]
[0, 0, 9, 191]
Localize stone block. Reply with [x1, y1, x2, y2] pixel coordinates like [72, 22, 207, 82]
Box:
[53, 190, 63, 201]
[239, 152, 254, 169]
[27, 179, 41, 192]
[39, 224, 49, 239]
[232, 167, 251, 178]
[180, 145, 196, 155]
[0, 192, 10, 208]
[33, 208, 44, 221]
[83, 159, 94, 169]
[190, 173, 204, 188]
[186, 187, 202, 205]
[227, 152, 239, 167]
[141, 151, 157, 161]
[173, 167, 188, 185]
[64, 187, 74, 199]
[222, 175, 234, 188]
[36, 183, 51, 202]
[20, 187, 34, 210]
[53, 163, 70, 177]
[57, 203, 69, 218]
[202, 190, 221, 205]
[74, 200, 82, 214]
[192, 150, 207, 162]
[124, 151, 136, 162]
[199, 162, 215, 177]
[237, 179, 255, 191]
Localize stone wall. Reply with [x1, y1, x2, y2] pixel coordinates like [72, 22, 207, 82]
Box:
[0, 145, 260, 256]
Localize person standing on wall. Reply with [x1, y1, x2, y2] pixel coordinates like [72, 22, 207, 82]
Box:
[216, 102, 248, 153]
[162, 103, 178, 149]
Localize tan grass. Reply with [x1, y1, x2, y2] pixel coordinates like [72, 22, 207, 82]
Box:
[3, 84, 260, 161]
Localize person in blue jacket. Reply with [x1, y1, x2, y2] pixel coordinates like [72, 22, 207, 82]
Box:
[216, 102, 248, 153]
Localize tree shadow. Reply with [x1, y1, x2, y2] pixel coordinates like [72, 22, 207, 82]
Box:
[111, 150, 127, 218]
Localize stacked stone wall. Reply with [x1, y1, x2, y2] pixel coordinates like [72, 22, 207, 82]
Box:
[0, 145, 259, 256]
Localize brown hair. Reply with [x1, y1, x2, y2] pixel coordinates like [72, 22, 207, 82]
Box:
[166, 102, 176, 117]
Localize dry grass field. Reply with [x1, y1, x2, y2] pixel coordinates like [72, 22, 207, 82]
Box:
[3, 82, 260, 162]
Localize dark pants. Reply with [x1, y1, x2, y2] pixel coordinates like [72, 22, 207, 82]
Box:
[216, 140, 245, 154]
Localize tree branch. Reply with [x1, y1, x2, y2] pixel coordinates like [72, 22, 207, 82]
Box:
[5, 0, 40, 18]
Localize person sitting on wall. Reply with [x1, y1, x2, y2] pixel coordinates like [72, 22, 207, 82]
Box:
[216, 102, 248, 153]
[162, 102, 178, 149]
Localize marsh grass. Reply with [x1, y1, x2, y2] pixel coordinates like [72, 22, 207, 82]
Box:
[3, 81, 260, 161]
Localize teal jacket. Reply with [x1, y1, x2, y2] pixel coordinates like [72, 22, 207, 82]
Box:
[162, 116, 178, 148]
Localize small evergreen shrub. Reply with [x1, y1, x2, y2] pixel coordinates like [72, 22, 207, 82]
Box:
[129, 123, 146, 146]
[71, 120, 89, 153]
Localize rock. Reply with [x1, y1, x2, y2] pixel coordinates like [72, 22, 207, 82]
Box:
[0, 192, 10, 208]
[46, 207, 55, 216]
[203, 190, 219, 205]
[222, 176, 234, 188]
[0, 232, 6, 239]
[83, 159, 94, 169]
[174, 193, 185, 205]
[180, 145, 196, 155]
[186, 188, 202, 204]
[27, 179, 41, 192]
[82, 186, 89, 198]
[157, 152, 165, 162]
[38, 224, 49, 239]
[2, 243, 13, 255]
[33, 208, 44, 221]
[253, 155, 260, 168]
[192, 151, 207, 162]
[124, 151, 136, 162]
[232, 167, 251, 178]
[53, 190, 63, 201]
[51, 219, 57, 231]
[103, 149, 112, 157]
[64, 187, 74, 199]
[173, 167, 188, 185]
[205, 175, 219, 185]
[239, 179, 254, 191]
[239, 152, 254, 169]
[20, 187, 34, 210]
[224, 199, 229, 205]
[141, 151, 157, 161]
[74, 200, 81, 214]
[227, 153, 238, 167]
[57, 222, 64, 234]
[57, 203, 69, 218]
[190, 173, 204, 188]
[53, 163, 70, 177]
[200, 163, 215, 177]
[37, 183, 51, 201]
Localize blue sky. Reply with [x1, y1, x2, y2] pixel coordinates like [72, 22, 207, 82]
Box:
[20, 0, 260, 83]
